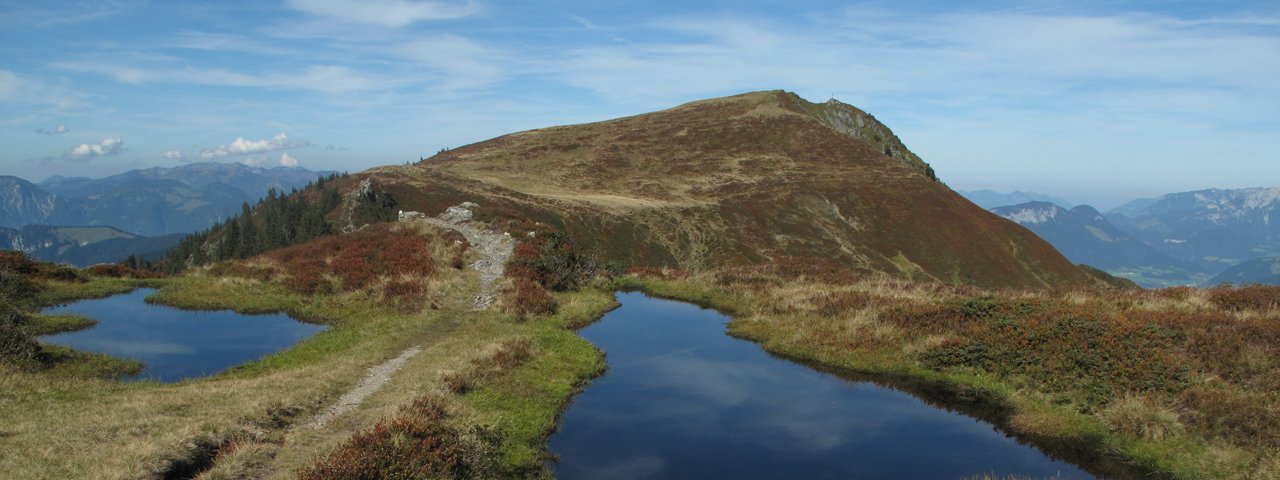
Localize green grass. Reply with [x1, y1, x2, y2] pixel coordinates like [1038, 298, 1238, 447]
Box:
[26, 313, 97, 336]
[456, 289, 613, 474]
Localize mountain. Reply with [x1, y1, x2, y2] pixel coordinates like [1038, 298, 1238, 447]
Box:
[209, 90, 1094, 289]
[961, 190, 1073, 210]
[0, 225, 183, 266]
[992, 202, 1207, 287]
[0, 163, 335, 236]
[1107, 187, 1280, 271]
[1204, 256, 1280, 286]
[40, 162, 329, 201]
[0, 176, 85, 227]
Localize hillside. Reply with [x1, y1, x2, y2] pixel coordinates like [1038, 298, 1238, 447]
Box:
[0, 225, 183, 266]
[1204, 256, 1280, 286]
[992, 202, 1207, 287]
[1108, 187, 1280, 270]
[226, 90, 1096, 289]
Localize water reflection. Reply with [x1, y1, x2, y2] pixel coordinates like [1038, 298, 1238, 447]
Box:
[40, 288, 324, 383]
[550, 291, 1093, 479]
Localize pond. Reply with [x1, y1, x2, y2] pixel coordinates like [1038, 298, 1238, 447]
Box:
[40, 288, 325, 383]
[549, 291, 1096, 480]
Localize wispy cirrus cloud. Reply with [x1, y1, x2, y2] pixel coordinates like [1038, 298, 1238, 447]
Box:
[285, 0, 477, 28]
[65, 138, 125, 159]
[35, 124, 68, 135]
[54, 61, 395, 94]
[199, 133, 307, 160]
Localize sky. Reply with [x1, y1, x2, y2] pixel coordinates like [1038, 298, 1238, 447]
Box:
[1, 0, 1277, 210]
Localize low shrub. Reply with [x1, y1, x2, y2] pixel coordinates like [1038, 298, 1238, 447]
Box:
[508, 278, 556, 319]
[85, 263, 165, 279]
[1208, 285, 1280, 312]
[298, 396, 498, 480]
[0, 302, 39, 369]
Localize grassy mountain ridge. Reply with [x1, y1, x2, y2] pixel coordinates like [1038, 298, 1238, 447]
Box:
[391, 90, 1091, 288]
[166, 90, 1095, 289]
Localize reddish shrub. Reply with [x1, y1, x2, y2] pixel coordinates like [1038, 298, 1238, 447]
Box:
[509, 278, 556, 318]
[297, 396, 494, 479]
[85, 264, 164, 279]
[263, 224, 438, 295]
[1209, 285, 1280, 312]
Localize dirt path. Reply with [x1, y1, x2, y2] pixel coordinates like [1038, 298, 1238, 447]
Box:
[305, 203, 514, 429]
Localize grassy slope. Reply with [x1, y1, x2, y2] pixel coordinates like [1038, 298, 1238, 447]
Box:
[345, 90, 1092, 289]
[614, 273, 1280, 479]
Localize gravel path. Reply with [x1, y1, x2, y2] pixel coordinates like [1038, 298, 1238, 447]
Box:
[306, 203, 515, 429]
[307, 345, 423, 428]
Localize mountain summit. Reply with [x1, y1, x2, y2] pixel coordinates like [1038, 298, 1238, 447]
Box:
[314, 90, 1088, 288]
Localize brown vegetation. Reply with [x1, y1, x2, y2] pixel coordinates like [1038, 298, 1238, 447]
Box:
[84, 263, 165, 279]
[297, 395, 497, 479]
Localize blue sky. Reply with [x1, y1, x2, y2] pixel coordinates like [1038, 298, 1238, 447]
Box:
[1, 0, 1276, 209]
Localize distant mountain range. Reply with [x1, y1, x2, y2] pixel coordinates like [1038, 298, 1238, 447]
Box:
[0, 162, 335, 237]
[1106, 187, 1280, 271]
[0, 225, 183, 267]
[960, 190, 1072, 210]
[988, 187, 1280, 288]
[1205, 256, 1280, 286]
[992, 202, 1207, 287]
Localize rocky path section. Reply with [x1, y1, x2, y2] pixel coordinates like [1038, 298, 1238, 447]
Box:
[404, 202, 515, 310]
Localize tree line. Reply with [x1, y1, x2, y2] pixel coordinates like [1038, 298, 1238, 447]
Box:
[158, 173, 348, 273]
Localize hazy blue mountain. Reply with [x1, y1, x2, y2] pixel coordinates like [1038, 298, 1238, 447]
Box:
[1204, 256, 1280, 286]
[0, 225, 183, 266]
[0, 176, 86, 228]
[41, 162, 331, 200]
[1, 163, 335, 236]
[993, 201, 1208, 287]
[1107, 197, 1158, 218]
[1106, 187, 1280, 271]
[960, 189, 1073, 210]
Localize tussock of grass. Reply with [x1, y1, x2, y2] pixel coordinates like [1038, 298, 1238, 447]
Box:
[1102, 394, 1185, 442]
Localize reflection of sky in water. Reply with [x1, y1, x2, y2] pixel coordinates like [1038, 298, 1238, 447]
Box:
[40, 288, 324, 383]
[550, 291, 1093, 480]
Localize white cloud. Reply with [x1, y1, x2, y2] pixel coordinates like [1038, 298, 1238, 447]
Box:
[199, 133, 308, 159]
[54, 62, 394, 94]
[65, 138, 125, 159]
[279, 152, 299, 167]
[35, 124, 68, 135]
[286, 0, 477, 28]
[159, 149, 184, 160]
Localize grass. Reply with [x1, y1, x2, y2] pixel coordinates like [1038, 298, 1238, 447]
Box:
[615, 269, 1280, 479]
[0, 222, 619, 479]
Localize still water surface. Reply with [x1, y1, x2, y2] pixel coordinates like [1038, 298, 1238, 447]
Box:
[550, 291, 1094, 479]
[40, 288, 324, 383]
